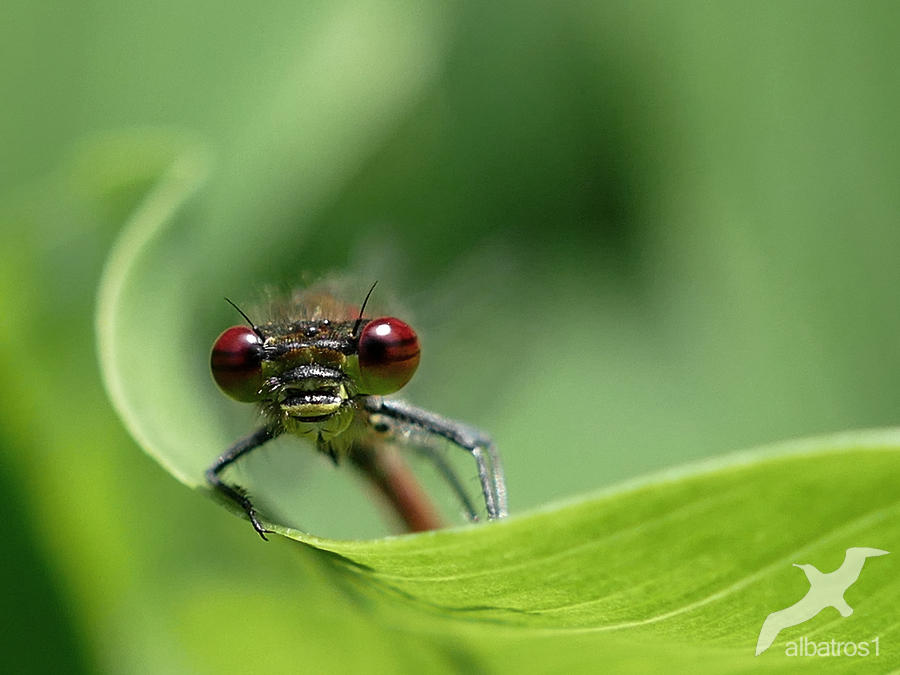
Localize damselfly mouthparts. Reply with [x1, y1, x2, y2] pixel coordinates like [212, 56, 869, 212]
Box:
[207, 283, 508, 539]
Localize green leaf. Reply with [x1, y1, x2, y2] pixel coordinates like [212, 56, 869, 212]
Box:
[96, 157, 900, 668]
[292, 432, 900, 666]
[92, 6, 900, 662]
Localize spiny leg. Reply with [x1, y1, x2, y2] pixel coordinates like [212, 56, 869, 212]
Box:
[410, 440, 480, 522]
[206, 425, 282, 540]
[363, 397, 508, 520]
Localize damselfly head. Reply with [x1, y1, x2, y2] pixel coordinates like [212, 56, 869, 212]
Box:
[210, 286, 421, 435]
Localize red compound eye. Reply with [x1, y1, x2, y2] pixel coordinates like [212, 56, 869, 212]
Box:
[211, 326, 264, 402]
[358, 317, 420, 395]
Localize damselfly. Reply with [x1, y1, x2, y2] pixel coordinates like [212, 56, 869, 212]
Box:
[207, 283, 508, 539]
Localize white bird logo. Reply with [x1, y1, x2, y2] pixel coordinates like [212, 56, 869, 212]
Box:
[755, 547, 889, 656]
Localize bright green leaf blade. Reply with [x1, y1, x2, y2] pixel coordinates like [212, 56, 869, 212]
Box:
[91, 7, 900, 670]
[282, 430, 900, 670]
[95, 150, 900, 671]
[94, 137, 900, 672]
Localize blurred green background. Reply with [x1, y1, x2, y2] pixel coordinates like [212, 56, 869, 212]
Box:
[2, 1, 900, 673]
